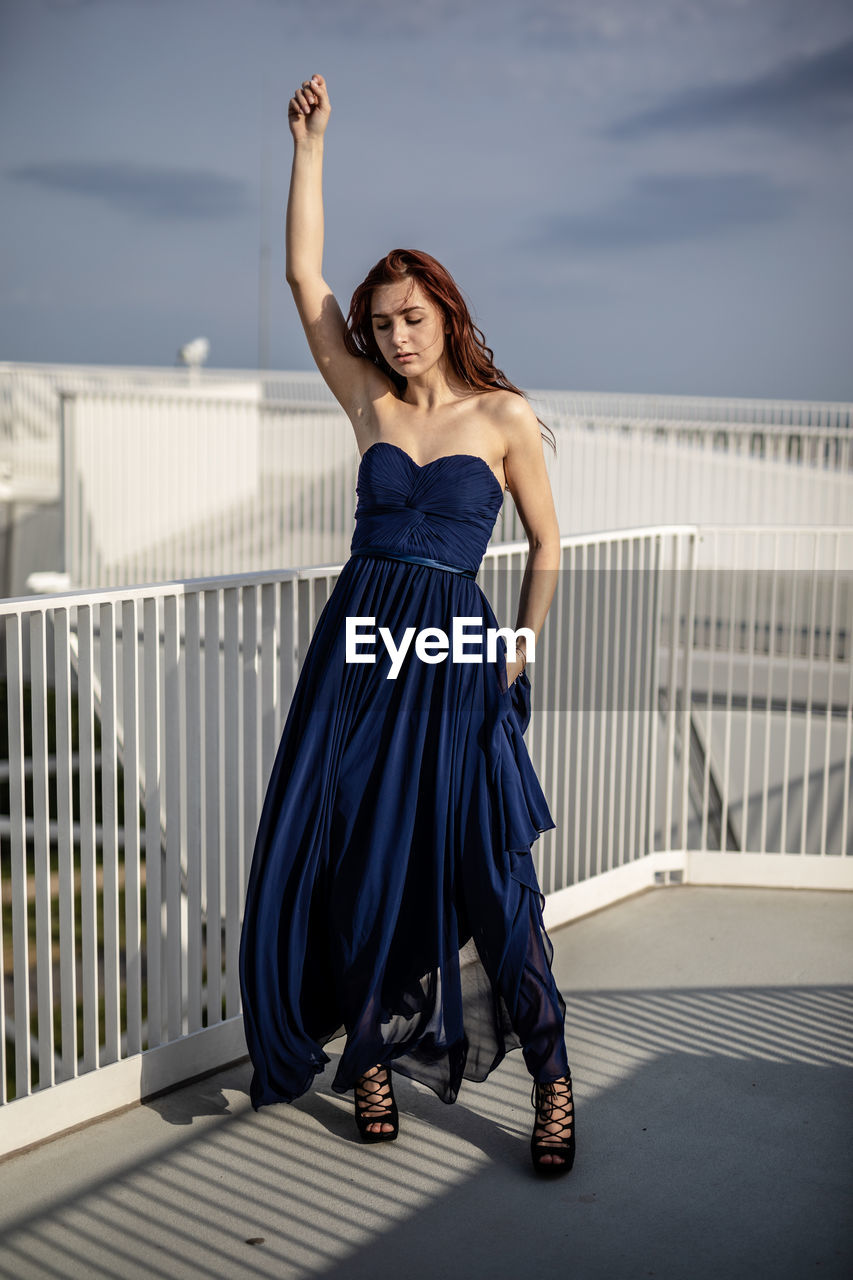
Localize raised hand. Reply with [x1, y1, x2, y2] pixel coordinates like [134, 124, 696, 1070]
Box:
[288, 73, 330, 141]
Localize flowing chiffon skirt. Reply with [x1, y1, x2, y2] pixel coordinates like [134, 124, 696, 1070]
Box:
[238, 441, 569, 1108]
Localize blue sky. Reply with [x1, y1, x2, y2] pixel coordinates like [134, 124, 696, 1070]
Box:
[1, 0, 852, 399]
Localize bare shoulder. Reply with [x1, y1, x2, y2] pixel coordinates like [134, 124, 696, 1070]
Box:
[481, 389, 556, 543]
[481, 389, 544, 456]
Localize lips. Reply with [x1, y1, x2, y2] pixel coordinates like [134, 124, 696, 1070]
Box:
[395, 353, 415, 363]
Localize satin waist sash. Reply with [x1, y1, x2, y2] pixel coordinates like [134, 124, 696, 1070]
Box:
[349, 545, 478, 579]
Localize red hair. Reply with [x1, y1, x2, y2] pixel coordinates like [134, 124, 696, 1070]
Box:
[343, 249, 556, 453]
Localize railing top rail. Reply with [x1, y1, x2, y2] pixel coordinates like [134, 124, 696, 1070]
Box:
[57, 388, 340, 411]
[0, 362, 329, 386]
[7, 523, 852, 615]
[0, 526, 705, 613]
[526, 387, 853, 413]
[543, 415, 853, 437]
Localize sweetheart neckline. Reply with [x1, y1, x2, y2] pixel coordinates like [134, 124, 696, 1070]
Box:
[359, 440, 505, 499]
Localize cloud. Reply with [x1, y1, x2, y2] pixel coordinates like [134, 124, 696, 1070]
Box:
[533, 172, 797, 252]
[261, 0, 706, 42]
[7, 161, 251, 220]
[267, 0, 465, 37]
[604, 36, 853, 140]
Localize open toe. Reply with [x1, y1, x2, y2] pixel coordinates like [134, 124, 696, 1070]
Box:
[354, 1065, 399, 1143]
[530, 1072, 575, 1176]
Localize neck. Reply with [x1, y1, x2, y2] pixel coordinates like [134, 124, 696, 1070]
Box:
[402, 357, 469, 412]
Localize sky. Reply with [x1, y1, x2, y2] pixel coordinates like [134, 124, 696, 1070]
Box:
[1, 0, 852, 400]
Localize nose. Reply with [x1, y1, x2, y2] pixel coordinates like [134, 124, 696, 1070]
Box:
[389, 319, 408, 348]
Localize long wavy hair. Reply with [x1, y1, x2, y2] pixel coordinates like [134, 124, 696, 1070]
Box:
[343, 249, 556, 454]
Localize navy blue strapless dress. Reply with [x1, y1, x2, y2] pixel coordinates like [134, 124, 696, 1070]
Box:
[238, 441, 569, 1109]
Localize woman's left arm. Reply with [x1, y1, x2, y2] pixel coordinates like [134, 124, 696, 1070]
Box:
[495, 392, 562, 686]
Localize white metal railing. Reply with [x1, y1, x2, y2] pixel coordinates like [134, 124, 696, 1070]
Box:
[59, 394, 366, 589]
[527, 387, 853, 429]
[1, 523, 850, 1154]
[542, 416, 852, 536]
[56, 390, 521, 590]
[4, 360, 852, 441]
[541, 411, 853, 470]
[4, 360, 853, 591]
[49, 387, 853, 591]
[0, 362, 271, 502]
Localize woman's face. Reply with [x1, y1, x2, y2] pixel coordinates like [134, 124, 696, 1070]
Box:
[370, 277, 447, 378]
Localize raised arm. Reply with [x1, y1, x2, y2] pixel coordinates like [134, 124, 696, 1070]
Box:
[285, 74, 385, 415]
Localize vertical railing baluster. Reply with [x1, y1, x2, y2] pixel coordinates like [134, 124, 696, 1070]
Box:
[601, 535, 614, 875]
[54, 606, 78, 1079]
[720, 531, 739, 851]
[680, 532, 698, 855]
[759, 533, 780, 854]
[842, 556, 853, 858]
[260, 582, 279, 789]
[121, 598, 143, 1055]
[626, 536, 643, 864]
[549, 541, 570, 893]
[663, 533, 681, 855]
[615, 537, 631, 870]
[143, 596, 162, 1048]
[821, 532, 841, 857]
[6, 613, 31, 1098]
[700, 531, 717, 851]
[242, 585, 258, 906]
[163, 593, 183, 1043]
[637, 532, 655, 860]
[99, 600, 121, 1063]
[185, 591, 203, 1034]
[741, 531, 760, 854]
[780, 537, 800, 855]
[574, 541, 589, 884]
[29, 609, 55, 1087]
[801, 534, 820, 856]
[77, 604, 99, 1071]
[223, 587, 241, 1020]
[587, 541, 604, 877]
[203, 589, 222, 1026]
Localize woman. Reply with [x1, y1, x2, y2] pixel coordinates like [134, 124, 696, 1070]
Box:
[238, 72, 575, 1175]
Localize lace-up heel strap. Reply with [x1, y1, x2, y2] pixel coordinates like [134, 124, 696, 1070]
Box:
[530, 1075, 576, 1176]
[354, 1065, 399, 1144]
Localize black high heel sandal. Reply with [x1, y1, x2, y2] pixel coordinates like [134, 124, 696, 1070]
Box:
[530, 1072, 575, 1176]
[354, 1064, 399, 1144]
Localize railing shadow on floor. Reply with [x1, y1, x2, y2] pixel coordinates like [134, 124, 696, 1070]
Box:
[0, 977, 850, 1280]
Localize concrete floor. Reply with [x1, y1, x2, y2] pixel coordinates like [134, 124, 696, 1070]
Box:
[0, 885, 851, 1280]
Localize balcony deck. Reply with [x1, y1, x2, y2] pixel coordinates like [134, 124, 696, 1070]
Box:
[0, 884, 851, 1280]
